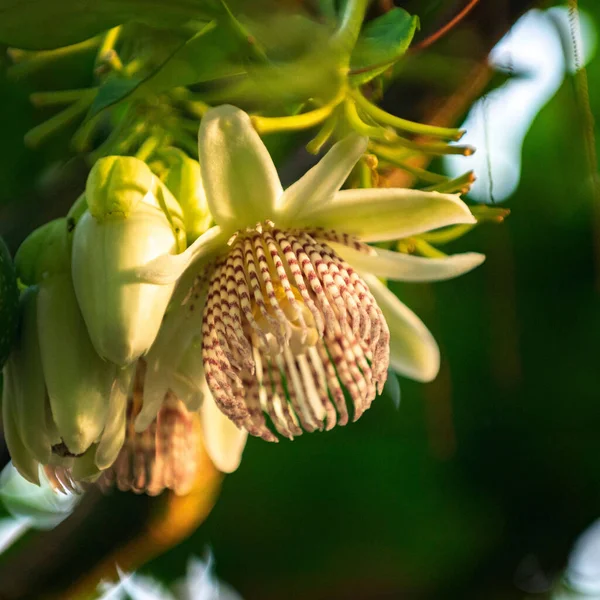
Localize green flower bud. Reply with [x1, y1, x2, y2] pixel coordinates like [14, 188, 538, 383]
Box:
[66, 192, 88, 241]
[2, 353, 40, 484]
[34, 220, 117, 455]
[14, 219, 59, 286]
[10, 287, 52, 466]
[136, 279, 206, 431]
[156, 148, 212, 243]
[4, 220, 134, 482]
[72, 156, 186, 367]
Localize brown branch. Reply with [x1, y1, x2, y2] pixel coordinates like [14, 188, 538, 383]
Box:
[412, 0, 482, 51]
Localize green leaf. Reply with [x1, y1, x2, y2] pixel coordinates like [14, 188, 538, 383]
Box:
[0, 0, 214, 49]
[350, 8, 419, 86]
[89, 21, 246, 118]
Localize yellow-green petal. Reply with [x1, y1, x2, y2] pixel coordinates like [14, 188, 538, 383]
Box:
[199, 105, 283, 234]
[37, 274, 116, 455]
[95, 366, 134, 470]
[298, 188, 476, 242]
[11, 287, 51, 464]
[2, 360, 40, 485]
[363, 274, 440, 382]
[134, 225, 226, 285]
[331, 242, 486, 282]
[200, 380, 247, 474]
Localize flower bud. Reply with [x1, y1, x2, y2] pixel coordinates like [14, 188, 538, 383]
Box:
[72, 156, 186, 366]
[9, 287, 52, 467]
[20, 219, 117, 456]
[156, 148, 212, 243]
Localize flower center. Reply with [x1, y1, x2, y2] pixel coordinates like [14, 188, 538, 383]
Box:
[201, 221, 390, 440]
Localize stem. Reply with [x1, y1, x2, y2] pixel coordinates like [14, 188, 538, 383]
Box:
[344, 98, 395, 141]
[24, 95, 94, 148]
[30, 88, 97, 108]
[469, 205, 510, 223]
[423, 170, 475, 193]
[350, 89, 464, 140]
[252, 90, 345, 135]
[7, 37, 101, 80]
[411, 238, 448, 258]
[387, 135, 475, 156]
[412, 0, 482, 51]
[123, 58, 145, 77]
[184, 99, 212, 119]
[170, 127, 200, 157]
[135, 136, 161, 162]
[87, 117, 146, 164]
[96, 26, 121, 65]
[306, 113, 339, 154]
[370, 142, 447, 183]
[60, 464, 223, 600]
[419, 224, 475, 245]
[358, 158, 372, 188]
[71, 113, 102, 153]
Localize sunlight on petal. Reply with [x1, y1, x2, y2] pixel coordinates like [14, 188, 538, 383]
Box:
[364, 274, 440, 382]
[199, 105, 283, 233]
[332, 242, 486, 281]
[298, 189, 475, 242]
[200, 381, 248, 474]
[134, 226, 226, 285]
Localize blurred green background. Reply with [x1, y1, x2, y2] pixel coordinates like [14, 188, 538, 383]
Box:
[1, 1, 599, 599]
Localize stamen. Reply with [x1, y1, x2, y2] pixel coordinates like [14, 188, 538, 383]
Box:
[201, 222, 390, 440]
[99, 361, 199, 496]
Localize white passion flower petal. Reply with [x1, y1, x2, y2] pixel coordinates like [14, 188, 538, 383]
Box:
[330, 242, 486, 282]
[276, 134, 368, 222]
[363, 274, 440, 382]
[133, 225, 226, 285]
[297, 188, 476, 242]
[199, 378, 247, 474]
[135, 280, 207, 432]
[95, 366, 135, 470]
[72, 156, 185, 366]
[199, 105, 283, 234]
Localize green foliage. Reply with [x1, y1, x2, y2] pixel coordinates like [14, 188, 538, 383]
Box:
[0, 0, 215, 49]
[90, 22, 246, 118]
[350, 8, 419, 85]
[0, 237, 19, 369]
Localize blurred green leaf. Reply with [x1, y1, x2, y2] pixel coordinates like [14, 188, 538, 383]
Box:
[0, 237, 19, 370]
[89, 22, 246, 118]
[0, 0, 215, 49]
[350, 8, 419, 86]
